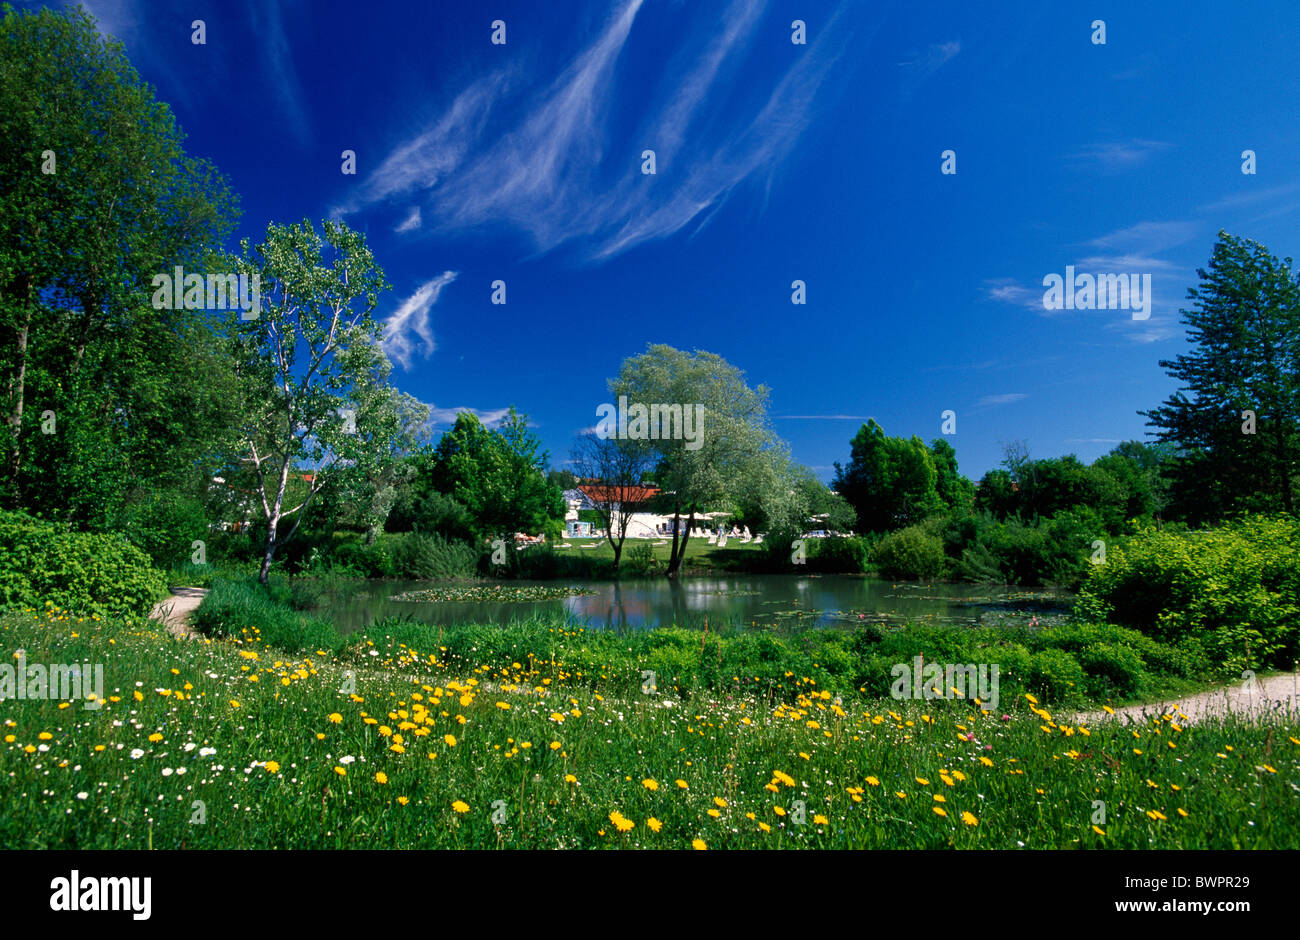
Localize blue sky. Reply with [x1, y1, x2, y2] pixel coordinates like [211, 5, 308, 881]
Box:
[49, 0, 1300, 480]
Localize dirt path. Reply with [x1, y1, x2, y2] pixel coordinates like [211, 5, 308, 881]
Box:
[1074, 671, 1300, 726]
[149, 587, 208, 639]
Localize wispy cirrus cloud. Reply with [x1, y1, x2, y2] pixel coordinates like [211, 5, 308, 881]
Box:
[985, 220, 1198, 342]
[78, 0, 193, 107]
[898, 40, 961, 78]
[382, 272, 457, 369]
[1067, 139, 1170, 172]
[975, 393, 1027, 408]
[427, 406, 512, 429]
[246, 0, 311, 145]
[1199, 182, 1300, 213]
[394, 207, 422, 234]
[982, 278, 1045, 312]
[1083, 220, 1200, 253]
[335, 0, 866, 261]
[773, 414, 874, 420]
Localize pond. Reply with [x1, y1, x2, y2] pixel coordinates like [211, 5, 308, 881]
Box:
[320, 575, 1072, 634]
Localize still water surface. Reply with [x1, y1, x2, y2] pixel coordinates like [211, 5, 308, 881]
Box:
[323, 575, 1070, 634]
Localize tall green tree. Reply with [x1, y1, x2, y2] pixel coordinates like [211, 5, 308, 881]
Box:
[426, 408, 564, 540]
[833, 420, 941, 533]
[0, 3, 238, 524]
[612, 345, 779, 579]
[928, 437, 974, 514]
[1142, 232, 1300, 522]
[327, 369, 431, 544]
[228, 218, 400, 584]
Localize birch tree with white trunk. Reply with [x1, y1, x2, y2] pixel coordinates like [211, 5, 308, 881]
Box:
[228, 218, 398, 584]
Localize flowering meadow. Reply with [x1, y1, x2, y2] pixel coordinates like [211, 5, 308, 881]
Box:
[1, 605, 1297, 850]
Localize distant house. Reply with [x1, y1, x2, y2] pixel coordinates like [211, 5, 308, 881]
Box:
[209, 472, 317, 532]
[561, 481, 723, 539]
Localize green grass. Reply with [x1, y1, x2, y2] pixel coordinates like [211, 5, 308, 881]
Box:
[1, 604, 1296, 849]
[554, 536, 766, 571]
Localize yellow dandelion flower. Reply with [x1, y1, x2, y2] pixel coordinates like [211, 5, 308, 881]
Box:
[813, 814, 828, 825]
[961, 811, 978, 826]
[692, 838, 707, 850]
[642, 778, 659, 791]
[452, 800, 470, 813]
[933, 806, 948, 817]
[676, 779, 689, 789]
[647, 817, 662, 832]
[375, 772, 388, 784]
[444, 734, 457, 747]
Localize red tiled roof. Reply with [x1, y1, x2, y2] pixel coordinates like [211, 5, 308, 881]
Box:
[577, 483, 660, 503]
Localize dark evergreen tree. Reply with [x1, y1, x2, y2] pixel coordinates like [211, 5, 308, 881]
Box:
[1142, 232, 1300, 523]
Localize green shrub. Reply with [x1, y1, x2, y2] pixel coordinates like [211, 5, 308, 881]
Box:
[871, 526, 945, 580]
[392, 533, 479, 580]
[1025, 648, 1086, 703]
[1074, 515, 1300, 671]
[808, 536, 869, 573]
[1076, 641, 1145, 699]
[956, 541, 1005, 583]
[192, 577, 341, 654]
[120, 490, 211, 568]
[324, 537, 396, 578]
[623, 542, 660, 575]
[0, 511, 166, 617]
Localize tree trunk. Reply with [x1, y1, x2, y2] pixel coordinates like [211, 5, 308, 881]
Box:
[258, 520, 278, 585]
[258, 461, 292, 585]
[665, 509, 695, 579]
[6, 295, 31, 499]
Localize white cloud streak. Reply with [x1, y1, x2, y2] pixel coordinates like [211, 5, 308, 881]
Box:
[336, 0, 864, 261]
[382, 271, 457, 369]
[427, 406, 512, 428]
